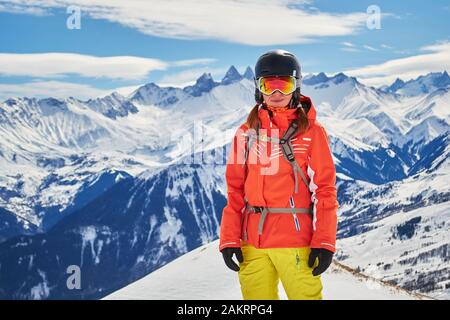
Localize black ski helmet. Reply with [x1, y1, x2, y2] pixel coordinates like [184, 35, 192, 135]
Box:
[254, 49, 302, 108]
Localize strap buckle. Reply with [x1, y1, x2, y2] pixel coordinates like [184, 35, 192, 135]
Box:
[252, 206, 264, 213]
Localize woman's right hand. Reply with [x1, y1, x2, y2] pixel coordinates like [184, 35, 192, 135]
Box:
[221, 247, 243, 272]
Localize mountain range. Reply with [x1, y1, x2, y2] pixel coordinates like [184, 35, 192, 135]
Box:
[0, 66, 448, 299]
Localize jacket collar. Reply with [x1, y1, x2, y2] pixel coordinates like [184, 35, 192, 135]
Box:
[258, 95, 316, 129]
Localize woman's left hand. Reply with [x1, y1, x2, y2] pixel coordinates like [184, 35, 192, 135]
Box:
[308, 248, 334, 276]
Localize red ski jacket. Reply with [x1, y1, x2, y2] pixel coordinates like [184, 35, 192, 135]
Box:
[219, 95, 339, 252]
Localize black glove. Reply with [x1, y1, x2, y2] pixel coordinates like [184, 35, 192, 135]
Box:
[221, 247, 243, 272]
[308, 248, 333, 276]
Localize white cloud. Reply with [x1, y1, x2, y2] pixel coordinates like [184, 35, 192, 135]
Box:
[0, 80, 110, 100]
[111, 84, 143, 97]
[0, 53, 218, 80]
[363, 45, 378, 51]
[0, 53, 167, 80]
[158, 67, 229, 88]
[344, 41, 450, 87]
[341, 41, 355, 47]
[341, 47, 360, 53]
[172, 58, 217, 67]
[380, 44, 393, 49]
[340, 42, 380, 52]
[2, 0, 368, 45]
[0, 53, 220, 99]
[0, 3, 49, 15]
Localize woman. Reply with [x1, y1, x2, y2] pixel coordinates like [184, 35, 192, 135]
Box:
[219, 50, 339, 300]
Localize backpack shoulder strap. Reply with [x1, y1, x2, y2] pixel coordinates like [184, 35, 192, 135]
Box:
[279, 121, 309, 193]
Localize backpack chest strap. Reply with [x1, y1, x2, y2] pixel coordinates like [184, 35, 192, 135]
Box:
[243, 121, 308, 192]
[245, 202, 312, 237]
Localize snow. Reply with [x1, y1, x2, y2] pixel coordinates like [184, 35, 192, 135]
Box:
[395, 72, 450, 96]
[104, 239, 427, 300]
[337, 201, 450, 299]
[1, 69, 449, 299]
[302, 75, 357, 111]
[80, 226, 98, 266]
[30, 269, 50, 300]
[159, 206, 187, 253]
[335, 152, 450, 299]
[145, 215, 158, 244]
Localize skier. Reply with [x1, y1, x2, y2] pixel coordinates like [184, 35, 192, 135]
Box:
[219, 49, 338, 300]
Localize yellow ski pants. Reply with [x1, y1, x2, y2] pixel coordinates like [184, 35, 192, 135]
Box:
[238, 241, 323, 300]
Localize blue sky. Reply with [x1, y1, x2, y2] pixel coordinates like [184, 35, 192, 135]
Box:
[0, 0, 449, 100]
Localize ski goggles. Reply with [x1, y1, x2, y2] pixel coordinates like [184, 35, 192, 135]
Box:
[257, 76, 297, 95]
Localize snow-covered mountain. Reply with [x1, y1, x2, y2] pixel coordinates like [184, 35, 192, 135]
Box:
[381, 71, 450, 96]
[105, 239, 429, 300]
[0, 153, 226, 299]
[0, 67, 253, 238]
[335, 134, 450, 299]
[0, 66, 448, 299]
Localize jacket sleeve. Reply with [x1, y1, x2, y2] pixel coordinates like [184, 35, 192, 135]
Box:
[219, 125, 248, 252]
[307, 123, 339, 253]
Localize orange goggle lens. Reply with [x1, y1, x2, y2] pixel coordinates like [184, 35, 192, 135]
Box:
[258, 76, 296, 95]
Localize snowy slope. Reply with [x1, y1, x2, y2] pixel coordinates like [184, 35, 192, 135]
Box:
[337, 201, 449, 300]
[105, 239, 428, 300]
[336, 141, 450, 299]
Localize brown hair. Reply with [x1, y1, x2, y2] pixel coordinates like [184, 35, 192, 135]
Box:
[245, 103, 309, 134]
